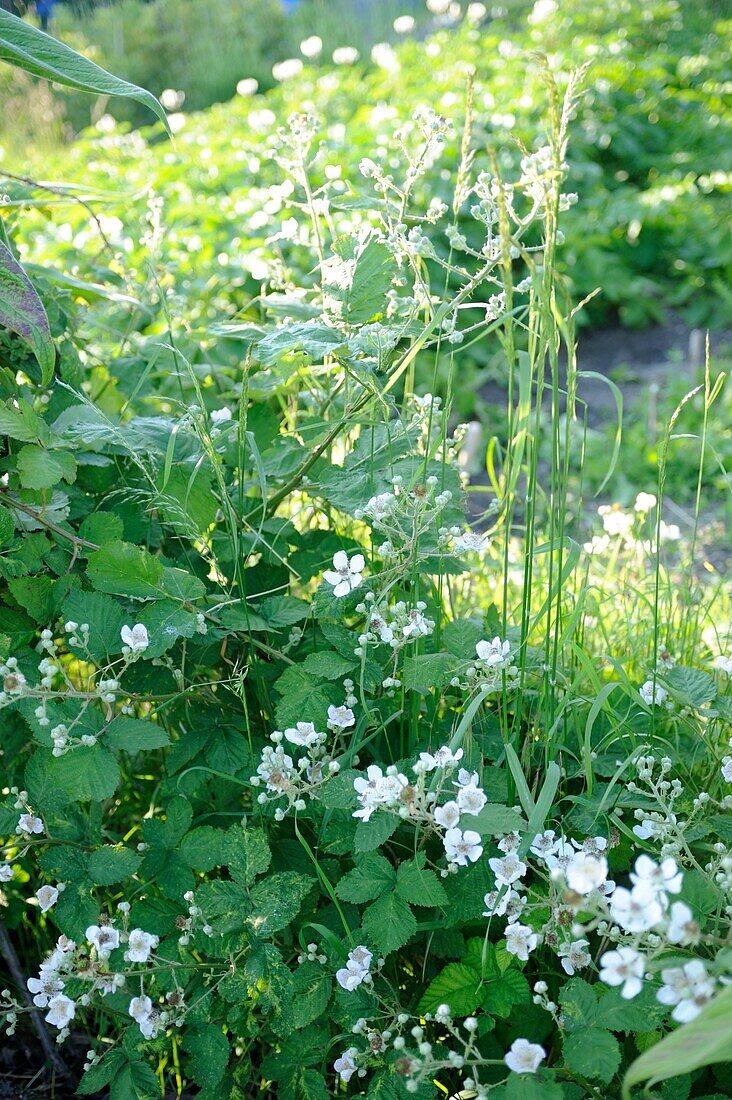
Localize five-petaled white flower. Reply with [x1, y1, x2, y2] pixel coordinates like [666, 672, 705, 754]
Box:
[639, 680, 667, 706]
[599, 946, 645, 999]
[504, 922, 539, 961]
[419, 746, 464, 771]
[283, 721, 323, 748]
[610, 882, 664, 933]
[456, 783, 487, 816]
[657, 960, 716, 1022]
[489, 853, 527, 887]
[666, 901, 700, 945]
[125, 928, 159, 963]
[323, 551, 365, 598]
[475, 637, 511, 667]
[434, 801, 461, 830]
[443, 828, 483, 866]
[565, 852, 608, 895]
[36, 885, 59, 912]
[17, 813, 44, 835]
[504, 1038, 546, 1074]
[327, 705, 355, 730]
[630, 854, 682, 897]
[86, 924, 121, 958]
[335, 946, 372, 991]
[453, 531, 488, 554]
[121, 623, 149, 652]
[45, 993, 76, 1029]
[558, 938, 591, 975]
[27, 975, 64, 1008]
[334, 1048, 359, 1082]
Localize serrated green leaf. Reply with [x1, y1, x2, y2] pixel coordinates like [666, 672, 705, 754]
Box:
[664, 666, 716, 708]
[248, 872, 313, 936]
[109, 1059, 161, 1100]
[418, 961, 483, 1015]
[7, 575, 55, 623]
[290, 961, 333, 1029]
[61, 588, 127, 662]
[87, 541, 164, 599]
[302, 650, 357, 679]
[17, 445, 75, 489]
[183, 1025, 230, 1091]
[564, 1028, 620, 1083]
[88, 845, 141, 885]
[0, 398, 49, 443]
[403, 652, 454, 692]
[49, 745, 120, 801]
[179, 826, 227, 871]
[361, 891, 416, 954]
[354, 812, 399, 853]
[395, 856, 448, 907]
[336, 853, 395, 903]
[226, 826, 271, 886]
[105, 717, 170, 753]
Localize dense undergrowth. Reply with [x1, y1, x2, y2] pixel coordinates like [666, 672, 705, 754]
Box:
[0, 3, 731, 1099]
[4, 0, 731, 335]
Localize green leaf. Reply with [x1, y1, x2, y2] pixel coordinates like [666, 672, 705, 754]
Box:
[109, 1059, 161, 1100]
[302, 651, 356, 679]
[61, 589, 127, 662]
[184, 1025, 230, 1091]
[137, 600, 199, 656]
[88, 845, 141, 885]
[226, 826, 271, 886]
[559, 977, 599, 1031]
[77, 511, 124, 547]
[49, 745, 120, 801]
[258, 594, 310, 628]
[0, 10, 169, 131]
[87, 541, 164, 599]
[0, 398, 49, 443]
[17, 445, 76, 489]
[443, 617, 484, 658]
[664, 666, 716, 708]
[326, 231, 397, 325]
[77, 1049, 127, 1095]
[0, 505, 14, 546]
[419, 961, 484, 1015]
[494, 1074, 566, 1100]
[318, 768, 359, 810]
[7, 575, 55, 623]
[354, 812, 399, 853]
[361, 891, 416, 954]
[0, 241, 55, 385]
[290, 962, 333, 1030]
[564, 1028, 620, 1084]
[180, 826, 227, 871]
[105, 717, 170, 752]
[403, 652, 454, 692]
[248, 872, 313, 936]
[623, 984, 732, 1099]
[395, 855, 448, 907]
[336, 853, 395, 903]
[274, 665, 339, 729]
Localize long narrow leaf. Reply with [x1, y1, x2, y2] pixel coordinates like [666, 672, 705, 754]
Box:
[0, 11, 169, 132]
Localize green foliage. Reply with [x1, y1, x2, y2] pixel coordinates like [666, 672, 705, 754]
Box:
[0, 7, 729, 1099]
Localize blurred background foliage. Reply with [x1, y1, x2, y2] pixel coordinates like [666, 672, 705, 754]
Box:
[2, 0, 729, 333]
